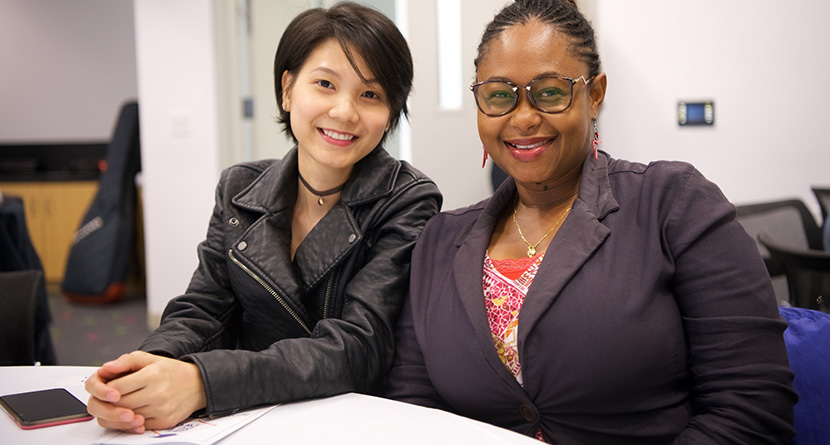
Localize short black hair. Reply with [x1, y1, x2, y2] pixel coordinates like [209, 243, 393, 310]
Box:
[475, 0, 601, 78]
[273, 2, 413, 144]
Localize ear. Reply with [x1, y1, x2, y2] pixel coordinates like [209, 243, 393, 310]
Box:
[281, 70, 294, 111]
[588, 72, 607, 117]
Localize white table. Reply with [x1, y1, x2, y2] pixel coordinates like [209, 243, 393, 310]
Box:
[0, 366, 538, 444]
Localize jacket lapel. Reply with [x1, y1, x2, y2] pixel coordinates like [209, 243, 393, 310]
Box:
[452, 151, 621, 392]
[453, 180, 533, 393]
[292, 147, 399, 292]
[518, 151, 619, 345]
[233, 146, 401, 295]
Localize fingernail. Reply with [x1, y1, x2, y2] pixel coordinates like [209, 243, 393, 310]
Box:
[107, 391, 119, 402]
[104, 360, 121, 367]
[119, 411, 133, 422]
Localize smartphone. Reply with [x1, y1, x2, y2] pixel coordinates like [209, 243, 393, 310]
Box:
[0, 388, 93, 429]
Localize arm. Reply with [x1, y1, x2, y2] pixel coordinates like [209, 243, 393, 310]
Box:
[384, 218, 453, 410]
[178, 178, 441, 415]
[665, 169, 796, 443]
[85, 168, 244, 432]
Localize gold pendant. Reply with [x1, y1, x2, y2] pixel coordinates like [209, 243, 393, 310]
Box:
[317, 197, 324, 206]
[527, 246, 536, 257]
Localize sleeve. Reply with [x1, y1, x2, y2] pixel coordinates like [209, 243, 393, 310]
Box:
[664, 168, 796, 444]
[139, 168, 241, 358]
[384, 216, 453, 411]
[174, 178, 441, 415]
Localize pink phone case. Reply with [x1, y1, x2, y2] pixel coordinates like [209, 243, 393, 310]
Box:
[15, 413, 94, 430]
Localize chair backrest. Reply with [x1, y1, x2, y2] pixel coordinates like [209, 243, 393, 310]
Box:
[760, 233, 830, 311]
[811, 187, 830, 225]
[0, 270, 42, 365]
[778, 306, 830, 444]
[736, 199, 824, 276]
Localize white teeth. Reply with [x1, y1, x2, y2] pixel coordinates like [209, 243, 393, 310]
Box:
[322, 129, 355, 141]
[511, 140, 548, 149]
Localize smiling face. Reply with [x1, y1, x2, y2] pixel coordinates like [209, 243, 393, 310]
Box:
[476, 20, 606, 190]
[282, 39, 391, 181]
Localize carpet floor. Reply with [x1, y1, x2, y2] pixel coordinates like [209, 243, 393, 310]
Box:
[47, 285, 150, 366]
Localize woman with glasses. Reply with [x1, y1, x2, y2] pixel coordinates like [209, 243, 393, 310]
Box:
[84, 2, 441, 433]
[386, 0, 794, 443]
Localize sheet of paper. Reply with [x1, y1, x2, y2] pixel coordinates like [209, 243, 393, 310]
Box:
[94, 405, 277, 445]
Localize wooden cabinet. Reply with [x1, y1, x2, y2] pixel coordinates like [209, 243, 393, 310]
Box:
[0, 181, 97, 283]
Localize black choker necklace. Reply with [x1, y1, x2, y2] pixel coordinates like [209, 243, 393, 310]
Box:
[298, 171, 346, 206]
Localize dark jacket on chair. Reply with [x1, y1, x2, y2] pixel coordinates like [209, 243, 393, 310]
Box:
[140, 146, 441, 415]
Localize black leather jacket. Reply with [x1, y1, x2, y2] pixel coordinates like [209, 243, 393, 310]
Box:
[139, 147, 441, 415]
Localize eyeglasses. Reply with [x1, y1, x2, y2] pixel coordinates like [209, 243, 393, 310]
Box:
[470, 75, 592, 117]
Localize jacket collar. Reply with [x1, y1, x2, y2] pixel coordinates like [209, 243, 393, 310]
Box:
[452, 149, 620, 248]
[451, 150, 620, 394]
[231, 146, 400, 214]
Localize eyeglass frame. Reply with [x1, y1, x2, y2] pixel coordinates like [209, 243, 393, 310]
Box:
[470, 75, 593, 117]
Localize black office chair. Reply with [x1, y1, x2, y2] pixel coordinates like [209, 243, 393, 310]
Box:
[811, 186, 830, 229]
[735, 199, 824, 277]
[759, 233, 830, 312]
[0, 270, 43, 365]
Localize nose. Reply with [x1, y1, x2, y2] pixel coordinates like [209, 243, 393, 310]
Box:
[510, 93, 541, 131]
[329, 96, 359, 123]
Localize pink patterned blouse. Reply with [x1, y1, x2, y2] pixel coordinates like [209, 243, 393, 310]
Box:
[483, 250, 546, 441]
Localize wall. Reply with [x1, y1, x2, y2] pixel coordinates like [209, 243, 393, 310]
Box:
[0, 0, 137, 142]
[406, 0, 506, 211]
[133, 0, 226, 325]
[594, 0, 830, 216]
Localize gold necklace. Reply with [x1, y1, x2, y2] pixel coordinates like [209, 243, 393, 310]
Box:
[512, 198, 571, 258]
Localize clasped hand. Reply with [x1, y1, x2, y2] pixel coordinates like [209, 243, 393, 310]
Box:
[85, 351, 207, 434]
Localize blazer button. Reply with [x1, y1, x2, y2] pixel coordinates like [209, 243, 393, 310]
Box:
[518, 404, 539, 423]
[238, 241, 248, 251]
[348, 234, 356, 243]
[228, 217, 239, 227]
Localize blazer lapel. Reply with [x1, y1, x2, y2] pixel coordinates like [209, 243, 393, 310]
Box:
[452, 180, 533, 395]
[517, 150, 619, 345]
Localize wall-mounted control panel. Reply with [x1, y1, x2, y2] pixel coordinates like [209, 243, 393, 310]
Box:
[678, 101, 714, 126]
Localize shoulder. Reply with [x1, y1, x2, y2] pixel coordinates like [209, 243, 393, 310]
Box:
[219, 159, 278, 186]
[418, 198, 489, 245]
[608, 157, 699, 187]
[606, 157, 724, 208]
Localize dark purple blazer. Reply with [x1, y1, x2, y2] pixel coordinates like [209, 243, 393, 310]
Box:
[387, 151, 795, 444]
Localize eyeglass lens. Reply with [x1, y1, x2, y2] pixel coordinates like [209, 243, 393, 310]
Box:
[474, 77, 574, 116]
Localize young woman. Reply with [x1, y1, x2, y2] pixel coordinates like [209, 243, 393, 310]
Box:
[386, 0, 795, 443]
[85, 2, 440, 433]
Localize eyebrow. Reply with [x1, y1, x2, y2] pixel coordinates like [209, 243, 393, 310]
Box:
[310, 66, 380, 87]
[483, 71, 566, 83]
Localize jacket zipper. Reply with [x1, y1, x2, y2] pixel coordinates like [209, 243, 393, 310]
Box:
[323, 273, 334, 319]
[228, 249, 311, 335]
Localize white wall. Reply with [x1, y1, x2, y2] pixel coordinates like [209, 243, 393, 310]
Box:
[406, 0, 506, 211]
[133, 0, 225, 325]
[0, 0, 137, 142]
[594, 0, 830, 216]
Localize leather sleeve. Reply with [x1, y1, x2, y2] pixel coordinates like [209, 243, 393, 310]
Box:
[139, 166, 243, 357]
[181, 174, 440, 415]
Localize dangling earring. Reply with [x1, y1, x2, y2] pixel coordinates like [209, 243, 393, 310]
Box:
[592, 119, 601, 161]
[482, 147, 488, 168]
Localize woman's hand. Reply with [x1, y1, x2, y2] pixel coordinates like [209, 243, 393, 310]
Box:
[85, 351, 207, 433]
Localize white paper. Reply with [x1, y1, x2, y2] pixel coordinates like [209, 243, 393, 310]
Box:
[94, 405, 277, 445]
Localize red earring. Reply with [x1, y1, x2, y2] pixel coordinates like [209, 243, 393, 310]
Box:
[482, 147, 488, 168]
[592, 119, 601, 160]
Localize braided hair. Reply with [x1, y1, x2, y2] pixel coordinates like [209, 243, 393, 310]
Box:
[474, 0, 601, 78]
